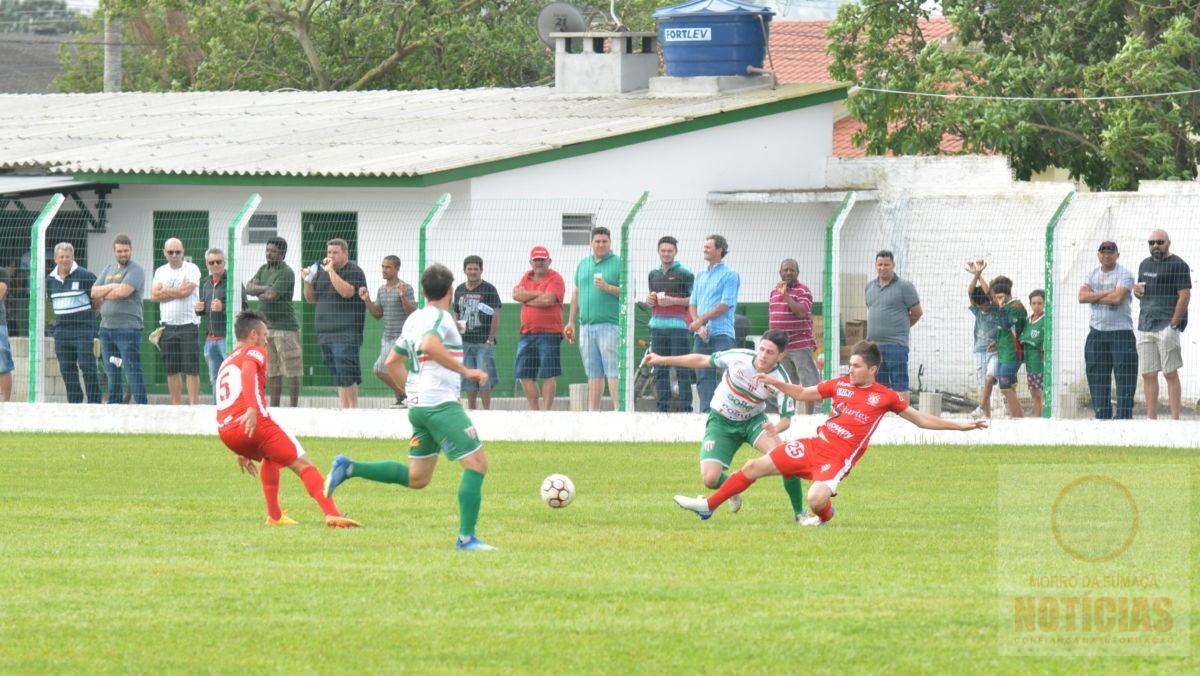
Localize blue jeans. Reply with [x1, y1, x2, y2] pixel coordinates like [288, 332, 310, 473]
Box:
[204, 338, 227, 404]
[99, 327, 148, 404]
[693, 333, 734, 413]
[54, 326, 102, 403]
[876, 343, 910, 395]
[651, 327, 692, 412]
[462, 342, 498, 392]
[1084, 328, 1137, 419]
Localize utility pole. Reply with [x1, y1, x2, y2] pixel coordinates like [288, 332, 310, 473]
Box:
[103, 12, 121, 92]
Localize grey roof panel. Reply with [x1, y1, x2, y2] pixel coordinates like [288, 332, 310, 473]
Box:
[0, 84, 844, 179]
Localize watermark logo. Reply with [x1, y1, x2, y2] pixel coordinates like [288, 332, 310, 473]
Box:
[998, 464, 1189, 656]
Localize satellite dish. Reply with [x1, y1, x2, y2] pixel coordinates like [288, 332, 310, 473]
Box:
[537, 2, 589, 47]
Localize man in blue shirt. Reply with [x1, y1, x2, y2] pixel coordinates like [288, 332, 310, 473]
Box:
[688, 234, 740, 413]
[47, 242, 102, 403]
[1079, 240, 1137, 419]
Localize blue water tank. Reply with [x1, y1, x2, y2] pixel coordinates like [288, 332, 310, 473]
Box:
[654, 0, 775, 77]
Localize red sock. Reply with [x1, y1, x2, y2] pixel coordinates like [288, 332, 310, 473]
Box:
[817, 500, 835, 522]
[260, 460, 282, 521]
[299, 465, 340, 517]
[708, 471, 754, 510]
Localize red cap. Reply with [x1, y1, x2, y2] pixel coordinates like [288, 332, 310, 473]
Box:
[530, 246, 550, 260]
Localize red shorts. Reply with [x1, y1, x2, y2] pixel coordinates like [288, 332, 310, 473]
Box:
[219, 418, 303, 466]
[768, 436, 854, 490]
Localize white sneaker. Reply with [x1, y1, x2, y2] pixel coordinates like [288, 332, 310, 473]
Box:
[970, 407, 984, 419]
[797, 513, 824, 527]
[727, 493, 743, 514]
[673, 495, 713, 520]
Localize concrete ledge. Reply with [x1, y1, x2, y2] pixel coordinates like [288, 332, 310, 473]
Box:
[0, 403, 1191, 447]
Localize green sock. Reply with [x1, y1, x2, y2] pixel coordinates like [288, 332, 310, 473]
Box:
[458, 469, 485, 537]
[714, 472, 729, 489]
[349, 459, 410, 486]
[783, 475, 806, 516]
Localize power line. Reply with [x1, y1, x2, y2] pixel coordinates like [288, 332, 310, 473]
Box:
[854, 85, 1200, 102]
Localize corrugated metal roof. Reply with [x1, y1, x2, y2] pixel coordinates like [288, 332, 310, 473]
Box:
[0, 84, 845, 181]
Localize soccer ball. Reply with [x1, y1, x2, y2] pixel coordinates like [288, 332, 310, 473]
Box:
[540, 474, 575, 508]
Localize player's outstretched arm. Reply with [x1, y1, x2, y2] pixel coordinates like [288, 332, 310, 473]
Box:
[898, 407, 988, 431]
[644, 352, 711, 369]
[754, 373, 821, 403]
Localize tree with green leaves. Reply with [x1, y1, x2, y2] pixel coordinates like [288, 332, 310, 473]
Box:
[55, 0, 661, 93]
[1, 0, 83, 34]
[827, 1, 1200, 191]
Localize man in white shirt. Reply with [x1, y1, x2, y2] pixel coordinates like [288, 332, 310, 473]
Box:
[152, 237, 202, 405]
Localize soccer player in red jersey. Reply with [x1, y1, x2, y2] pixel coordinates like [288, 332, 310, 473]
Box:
[216, 310, 360, 528]
[675, 341, 987, 526]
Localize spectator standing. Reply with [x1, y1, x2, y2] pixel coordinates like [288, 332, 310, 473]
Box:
[966, 260, 1001, 418]
[689, 234, 740, 413]
[990, 275, 1027, 418]
[646, 235, 694, 413]
[0, 264, 11, 401]
[1134, 229, 1191, 419]
[152, 238, 202, 406]
[246, 237, 301, 407]
[1022, 289, 1046, 417]
[1078, 240, 1137, 420]
[455, 255, 502, 410]
[360, 255, 416, 408]
[196, 248, 232, 404]
[47, 242, 102, 403]
[91, 233, 148, 404]
[865, 250, 922, 402]
[302, 238, 367, 409]
[513, 246, 566, 410]
[566, 227, 622, 412]
[768, 258, 820, 414]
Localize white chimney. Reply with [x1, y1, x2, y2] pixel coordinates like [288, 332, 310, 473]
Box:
[552, 31, 660, 94]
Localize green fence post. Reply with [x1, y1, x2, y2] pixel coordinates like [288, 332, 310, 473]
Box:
[226, 194, 262, 350]
[1043, 191, 1075, 418]
[27, 193, 66, 403]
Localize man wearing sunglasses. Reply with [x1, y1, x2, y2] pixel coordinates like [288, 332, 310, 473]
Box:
[1133, 230, 1191, 419]
[152, 238, 202, 405]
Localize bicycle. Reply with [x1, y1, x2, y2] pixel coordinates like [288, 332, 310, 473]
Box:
[910, 364, 979, 413]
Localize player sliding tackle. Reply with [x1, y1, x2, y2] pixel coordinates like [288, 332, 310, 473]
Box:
[644, 329, 808, 522]
[674, 340, 988, 525]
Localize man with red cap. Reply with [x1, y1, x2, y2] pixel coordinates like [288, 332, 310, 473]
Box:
[513, 245, 566, 410]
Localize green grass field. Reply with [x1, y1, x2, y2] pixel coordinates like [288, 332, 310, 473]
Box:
[3, 432, 1196, 673]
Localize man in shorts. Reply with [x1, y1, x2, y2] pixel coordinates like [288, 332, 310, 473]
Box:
[359, 255, 416, 407]
[302, 238, 367, 409]
[645, 329, 806, 521]
[324, 263, 495, 551]
[565, 227, 621, 411]
[152, 238, 202, 405]
[246, 237, 302, 407]
[215, 310, 359, 528]
[675, 341, 987, 526]
[513, 245, 566, 410]
[1134, 229, 1191, 419]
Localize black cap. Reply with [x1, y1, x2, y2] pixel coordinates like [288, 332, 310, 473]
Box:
[1098, 241, 1118, 252]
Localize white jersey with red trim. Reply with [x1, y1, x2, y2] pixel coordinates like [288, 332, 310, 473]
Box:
[393, 306, 464, 407]
[215, 344, 270, 429]
[708, 349, 795, 422]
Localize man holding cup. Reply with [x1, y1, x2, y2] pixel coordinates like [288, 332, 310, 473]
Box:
[1134, 229, 1191, 419]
